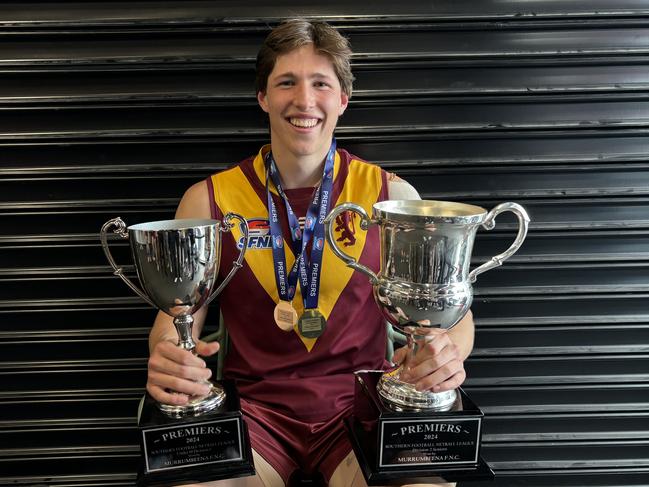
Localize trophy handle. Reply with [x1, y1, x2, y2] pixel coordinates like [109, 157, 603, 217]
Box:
[324, 203, 379, 285]
[468, 202, 530, 283]
[99, 217, 156, 307]
[204, 212, 249, 306]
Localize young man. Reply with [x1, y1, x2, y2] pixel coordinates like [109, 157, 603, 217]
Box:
[146, 19, 474, 487]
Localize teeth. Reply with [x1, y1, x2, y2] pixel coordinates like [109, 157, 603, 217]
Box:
[290, 118, 318, 128]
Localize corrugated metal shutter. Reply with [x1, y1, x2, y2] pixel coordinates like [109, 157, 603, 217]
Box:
[2, 2, 648, 486]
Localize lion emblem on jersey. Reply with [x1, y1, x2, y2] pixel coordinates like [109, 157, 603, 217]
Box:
[332, 211, 357, 247]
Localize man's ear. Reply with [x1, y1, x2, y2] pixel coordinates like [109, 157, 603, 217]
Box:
[257, 91, 269, 113]
[339, 92, 349, 116]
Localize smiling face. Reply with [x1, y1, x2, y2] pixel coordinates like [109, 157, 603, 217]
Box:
[257, 44, 349, 166]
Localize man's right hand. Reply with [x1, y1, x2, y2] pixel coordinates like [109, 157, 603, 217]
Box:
[146, 339, 220, 405]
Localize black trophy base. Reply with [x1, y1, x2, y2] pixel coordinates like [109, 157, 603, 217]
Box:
[347, 371, 494, 485]
[137, 380, 255, 487]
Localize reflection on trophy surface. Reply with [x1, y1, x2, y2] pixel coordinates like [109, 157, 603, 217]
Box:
[325, 200, 530, 411]
[100, 216, 248, 416]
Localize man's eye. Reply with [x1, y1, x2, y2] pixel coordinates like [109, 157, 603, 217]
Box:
[278, 80, 294, 86]
[315, 81, 329, 88]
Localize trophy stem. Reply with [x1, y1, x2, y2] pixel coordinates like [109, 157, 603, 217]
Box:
[155, 314, 226, 418]
[377, 332, 458, 412]
[173, 314, 197, 352]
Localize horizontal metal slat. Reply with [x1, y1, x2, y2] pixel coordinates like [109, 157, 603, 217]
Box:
[0, 174, 200, 202]
[1, 367, 148, 392]
[0, 455, 138, 480]
[466, 383, 649, 413]
[344, 97, 649, 133]
[354, 64, 649, 98]
[2, 1, 649, 29]
[349, 28, 649, 60]
[473, 294, 649, 325]
[474, 324, 649, 356]
[473, 231, 649, 263]
[482, 441, 649, 469]
[0, 306, 156, 331]
[465, 356, 649, 386]
[473, 263, 649, 295]
[416, 167, 649, 199]
[469, 471, 649, 487]
[343, 131, 649, 169]
[483, 413, 649, 441]
[0, 25, 647, 68]
[0, 208, 175, 237]
[0, 241, 130, 268]
[0, 424, 138, 451]
[0, 334, 148, 362]
[0, 139, 254, 175]
[0, 396, 141, 424]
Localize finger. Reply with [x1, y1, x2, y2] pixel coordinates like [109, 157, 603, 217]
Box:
[148, 353, 213, 382]
[154, 340, 208, 368]
[401, 339, 460, 383]
[148, 369, 213, 397]
[195, 339, 220, 357]
[391, 346, 408, 366]
[411, 360, 466, 393]
[435, 369, 467, 392]
[147, 383, 190, 405]
[403, 323, 447, 338]
[406, 333, 454, 371]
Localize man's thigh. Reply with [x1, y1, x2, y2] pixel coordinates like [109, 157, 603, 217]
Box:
[180, 450, 285, 487]
[328, 450, 456, 487]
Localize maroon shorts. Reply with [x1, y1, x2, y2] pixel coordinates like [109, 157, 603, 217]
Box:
[240, 397, 353, 483]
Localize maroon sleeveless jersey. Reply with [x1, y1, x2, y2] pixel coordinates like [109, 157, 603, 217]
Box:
[207, 146, 389, 422]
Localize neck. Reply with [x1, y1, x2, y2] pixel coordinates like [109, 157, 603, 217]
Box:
[270, 144, 331, 190]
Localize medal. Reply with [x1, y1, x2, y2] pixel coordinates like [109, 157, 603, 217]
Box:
[298, 308, 327, 339]
[274, 300, 298, 331]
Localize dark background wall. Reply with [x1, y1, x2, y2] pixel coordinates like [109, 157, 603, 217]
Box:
[2, 1, 649, 486]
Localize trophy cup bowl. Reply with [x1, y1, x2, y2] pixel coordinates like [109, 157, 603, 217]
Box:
[100, 215, 255, 485]
[324, 199, 529, 483]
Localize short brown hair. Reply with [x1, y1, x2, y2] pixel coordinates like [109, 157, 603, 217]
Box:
[255, 19, 354, 97]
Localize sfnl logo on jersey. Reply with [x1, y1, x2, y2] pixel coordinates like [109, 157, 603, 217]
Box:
[238, 216, 343, 250]
[238, 218, 273, 249]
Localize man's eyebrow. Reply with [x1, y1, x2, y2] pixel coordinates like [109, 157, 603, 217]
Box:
[271, 71, 334, 80]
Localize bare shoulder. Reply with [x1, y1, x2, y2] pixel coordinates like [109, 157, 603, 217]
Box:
[387, 175, 421, 200]
[175, 180, 211, 219]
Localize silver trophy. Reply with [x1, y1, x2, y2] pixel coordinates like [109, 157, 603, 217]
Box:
[325, 200, 529, 411]
[100, 215, 248, 417]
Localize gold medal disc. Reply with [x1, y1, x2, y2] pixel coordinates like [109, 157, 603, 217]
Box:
[298, 308, 327, 339]
[274, 301, 298, 331]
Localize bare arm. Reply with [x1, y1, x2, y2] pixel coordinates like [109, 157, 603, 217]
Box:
[146, 180, 221, 406]
[448, 310, 475, 362]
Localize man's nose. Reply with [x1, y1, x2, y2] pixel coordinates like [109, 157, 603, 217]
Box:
[293, 83, 314, 109]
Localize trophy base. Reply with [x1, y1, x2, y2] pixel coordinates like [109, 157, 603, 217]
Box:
[137, 380, 255, 487]
[157, 381, 226, 418]
[348, 371, 494, 485]
[377, 368, 458, 411]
